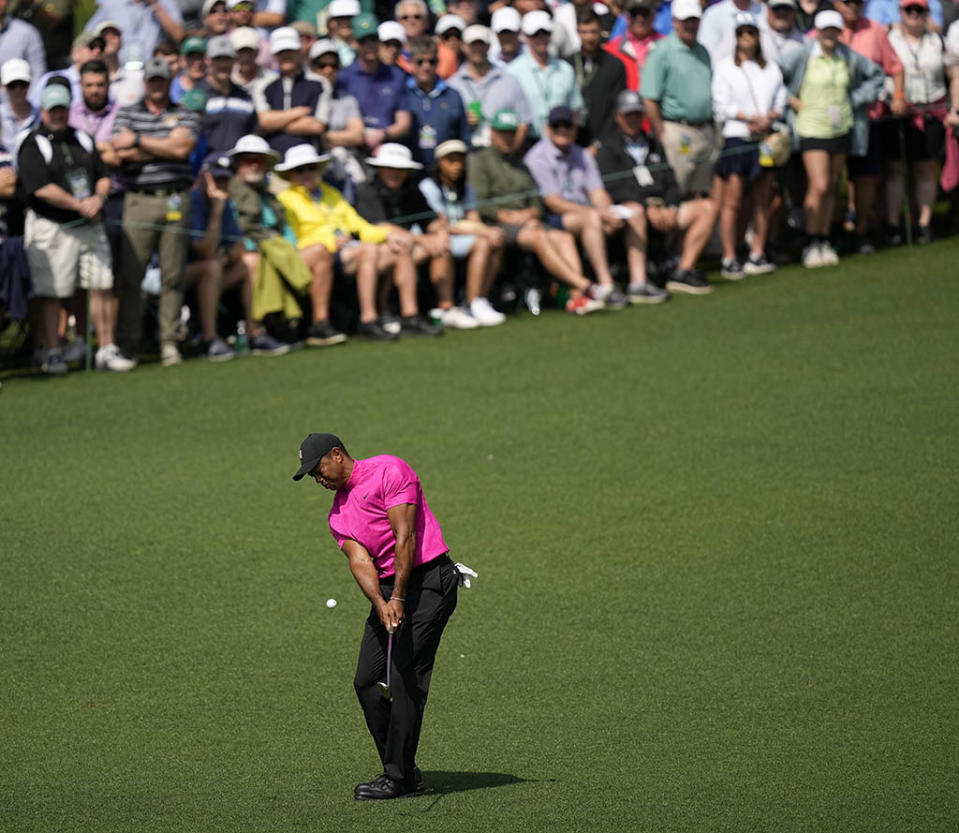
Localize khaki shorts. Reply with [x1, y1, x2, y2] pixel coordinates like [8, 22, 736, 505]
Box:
[660, 121, 718, 198]
[25, 210, 113, 298]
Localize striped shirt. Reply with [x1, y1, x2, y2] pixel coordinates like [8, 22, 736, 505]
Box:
[112, 100, 200, 191]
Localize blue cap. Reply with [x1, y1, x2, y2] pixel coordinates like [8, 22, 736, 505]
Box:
[202, 152, 234, 178]
[547, 105, 574, 126]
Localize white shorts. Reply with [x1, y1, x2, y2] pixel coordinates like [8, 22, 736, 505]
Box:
[25, 210, 113, 298]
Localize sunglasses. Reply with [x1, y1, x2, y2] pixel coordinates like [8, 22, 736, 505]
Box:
[736, 26, 758, 34]
[550, 120, 573, 129]
[315, 60, 339, 69]
[441, 30, 463, 38]
[629, 8, 652, 17]
[414, 57, 438, 65]
[902, 5, 926, 12]
[399, 13, 424, 19]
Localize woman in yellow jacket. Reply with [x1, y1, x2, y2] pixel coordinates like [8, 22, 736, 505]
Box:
[276, 144, 420, 342]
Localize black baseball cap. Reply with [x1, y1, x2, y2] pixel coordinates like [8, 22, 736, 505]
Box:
[547, 105, 574, 126]
[292, 432, 347, 480]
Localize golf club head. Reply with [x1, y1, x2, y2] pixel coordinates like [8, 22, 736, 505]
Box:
[376, 681, 392, 700]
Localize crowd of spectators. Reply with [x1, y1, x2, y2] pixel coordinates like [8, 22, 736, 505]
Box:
[1, 0, 958, 374]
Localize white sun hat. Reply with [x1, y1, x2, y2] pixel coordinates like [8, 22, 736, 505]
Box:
[275, 143, 332, 174]
[367, 142, 424, 170]
[226, 134, 282, 164]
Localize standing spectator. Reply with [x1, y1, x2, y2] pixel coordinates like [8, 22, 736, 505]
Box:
[405, 37, 470, 167]
[836, 0, 907, 252]
[795, 0, 834, 32]
[447, 0, 481, 25]
[555, 0, 616, 57]
[255, 27, 331, 154]
[337, 14, 412, 154]
[491, 7, 525, 65]
[199, 0, 233, 38]
[19, 85, 131, 374]
[448, 25, 532, 150]
[712, 12, 785, 278]
[172, 37, 209, 104]
[605, 0, 663, 92]
[863, 0, 945, 27]
[291, 21, 320, 67]
[31, 31, 106, 108]
[377, 21, 409, 71]
[93, 22, 125, 85]
[112, 57, 200, 366]
[778, 10, 885, 267]
[641, 0, 717, 202]
[435, 14, 467, 78]
[323, 0, 361, 68]
[86, 0, 185, 64]
[884, 0, 959, 243]
[759, 0, 805, 64]
[571, 8, 627, 147]
[199, 36, 258, 156]
[698, 0, 766, 67]
[419, 139, 507, 326]
[251, 0, 286, 29]
[524, 105, 631, 307]
[508, 11, 586, 138]
[1, 60, 40, 155]
[231, 27, 276, 95]
[184, 153, 249, 361]
[396, 0, 430, 42]
[0, 0, 46, 95]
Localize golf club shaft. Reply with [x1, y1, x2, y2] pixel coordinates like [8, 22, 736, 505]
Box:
[386, 628, 393, 690]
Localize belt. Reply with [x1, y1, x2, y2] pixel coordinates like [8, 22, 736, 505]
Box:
[669, 119, 712, 128]
[129, 185, 190, 196]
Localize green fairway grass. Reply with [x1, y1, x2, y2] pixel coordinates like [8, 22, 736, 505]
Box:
[2, 242, 958, 833]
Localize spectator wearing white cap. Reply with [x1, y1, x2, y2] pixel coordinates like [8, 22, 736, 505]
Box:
[198, 36, 259, 157]
[85, 0, 184, 64]
[0, 0, 46, 93]
[254, 27, 332, 154]
[231, 27, 278, 95]
[199, 0, 232, 39]
[0, 59, 39, 156]
[490, 6, 524, 65]
[448, 25, 533, 150]
[698, 0, 766, 67]
[758, 0, 805, 64]
[778, 9, 885, 267]
[508, 10, 585, 137]
[377, 21, 408, 71]
[435, 14, 467, 78]
[321, 0, 361, 68]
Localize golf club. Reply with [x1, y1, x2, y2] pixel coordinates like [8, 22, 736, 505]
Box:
[376, 627, 393, 701]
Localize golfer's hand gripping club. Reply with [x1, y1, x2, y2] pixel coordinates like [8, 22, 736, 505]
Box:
[453, 562, 478, 589]
[379, 597, 404, 633]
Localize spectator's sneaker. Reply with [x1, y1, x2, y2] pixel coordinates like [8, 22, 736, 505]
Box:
[523, 287, 542, 316]
[161, 343, 183, 366]
[39, 349, 68, 376]
[855, 235, 875, 255]
[439, 306, 480, 329]
[251, 333, 291, 356]
[916, 225, 933, 245]
[819, 242, 839, 266]
[666, 269, 713, 295]
[882, 223, 903, 246]
[592, 283, 628, 309]
[95, 343, 135, 372]
[307, 320, 347, 346]
[565, 294, 604, 315]
[61, 337, 86, 364]
[206, 337, 236, 362]
[357, 320, 399, 341]
[400, 314, 443, 336]
[379, 313, 402, 335]
[627, 282, 669, 304]
[802, 243, 824, 268]
[743, 254, 776, 275]
[721, 258, 745, 280]
[469, 297, 506, 326]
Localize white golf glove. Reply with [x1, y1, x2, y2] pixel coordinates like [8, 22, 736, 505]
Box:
[453, 562, 478, 589]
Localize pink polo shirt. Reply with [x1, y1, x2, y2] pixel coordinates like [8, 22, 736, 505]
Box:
[839, 18, 903, 120]
[328, 455, 449, 578]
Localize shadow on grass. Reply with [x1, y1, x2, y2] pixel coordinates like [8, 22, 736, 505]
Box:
[421, 770, 535, 796]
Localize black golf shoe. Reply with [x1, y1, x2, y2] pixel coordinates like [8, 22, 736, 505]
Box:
[354, 773, 421, 801]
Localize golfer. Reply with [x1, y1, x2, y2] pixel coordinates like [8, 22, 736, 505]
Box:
[293, 433, 461, 800]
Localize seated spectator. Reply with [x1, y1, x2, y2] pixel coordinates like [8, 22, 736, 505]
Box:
[712, 12, 785, 278]
[31, 31, 106, 108]
[323, 0, 360, 68]
[571, 8, 627, 147]
[419, 139, 507, 326]
[310, 40, 367, 199]
[640, 0, 717, 201]
[605, 0, 663, 92]
[112, 57, 200, 367]
[699, 0, 766, 67]
[406, 37, 470, 167]
[277, 143, 435, 341]
[184, 153, 251, 361]
[85, 0, 185, 69]
[0, 0, 46, 94]
[198, 36, 258, 156]
[354, 143, 447, 334]
[199, 0, 232, 39]
[448, 25, 532, 151]
[524, 106, 630, 307]
[377, 21, 409, 72]
[596, 91, 717, 298]
[1, 60, 40, 156]
[490, 7, 524, 65]
[172, 36, 209, 104]
[231, 27, 276, 95]
[19, 85, 131, 374]
[778, 10, 885, 268]
[254, 27, 331, 154]
[435, 14, 467, 78]
[884, 0, 959, 244]
[508, 11, 586, 138]
[759, 0, 805, 64]
[468, 108, 604, 315]
[337, 14, 412, 155]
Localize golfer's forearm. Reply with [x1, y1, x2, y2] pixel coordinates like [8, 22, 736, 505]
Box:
[391, 535, 414, 600]
[348, 553, 387, 609]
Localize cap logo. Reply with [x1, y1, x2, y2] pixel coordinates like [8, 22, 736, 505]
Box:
[299, 449, 303, 460]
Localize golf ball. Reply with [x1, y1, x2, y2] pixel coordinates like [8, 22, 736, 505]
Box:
[326, 598, 337, 609]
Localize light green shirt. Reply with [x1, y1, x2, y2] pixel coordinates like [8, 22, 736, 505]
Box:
[795, 49, 853, 139]
[506, 53, 585, 138]
[639, 33, 713, 123]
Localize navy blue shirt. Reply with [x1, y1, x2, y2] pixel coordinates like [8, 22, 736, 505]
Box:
[405, 77, 470, 168]
[188, 187, 244, 256]
[336, 61, 409, 132]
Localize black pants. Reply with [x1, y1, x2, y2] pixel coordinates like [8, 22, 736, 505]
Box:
[354, 554, 458, 785]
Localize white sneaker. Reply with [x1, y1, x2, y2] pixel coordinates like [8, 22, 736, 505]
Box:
[802, 243, 824, 268]
[440, 306, 480, 329]
[61, 337, 86, 364]
[95, 344, 135, 373]
[469, 297, 506, 326]
[819, 242, 839, 266]
[161, 342, 183, 367]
